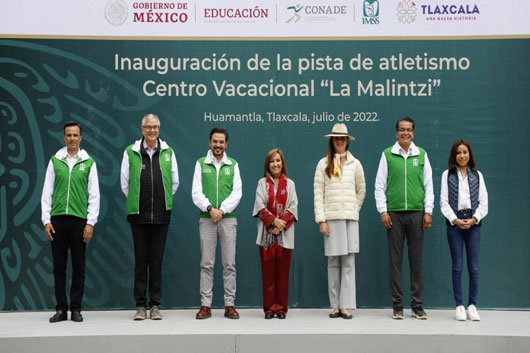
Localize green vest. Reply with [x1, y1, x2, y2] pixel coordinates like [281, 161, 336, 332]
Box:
[50, 155, 95, 219]
[198, 156, 237, 218]
[384, 147, 426, 211]
[125, 143, 174, 215]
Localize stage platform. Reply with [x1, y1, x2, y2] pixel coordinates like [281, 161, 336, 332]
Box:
[1, 308, 529, 353]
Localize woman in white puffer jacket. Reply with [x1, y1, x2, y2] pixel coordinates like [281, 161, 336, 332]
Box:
[313, 123, 366, 319]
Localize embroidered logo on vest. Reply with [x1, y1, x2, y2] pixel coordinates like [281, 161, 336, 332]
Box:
[412, 158, 418, 166]
[79, 163, 86, 171]
[203, 168, 212, 173]
[164, 154, 170, 162]
[224, 168, 231, 175]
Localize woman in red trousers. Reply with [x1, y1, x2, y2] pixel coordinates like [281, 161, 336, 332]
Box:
[253, 148, 298, 319]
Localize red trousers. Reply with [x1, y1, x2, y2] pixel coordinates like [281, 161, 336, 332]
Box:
[259, 242, 292, 314]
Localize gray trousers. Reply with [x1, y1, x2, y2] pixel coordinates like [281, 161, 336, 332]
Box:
[387, 211, 424, 309]
[328, 253, 356, 309]
[199, 218, 237, 307]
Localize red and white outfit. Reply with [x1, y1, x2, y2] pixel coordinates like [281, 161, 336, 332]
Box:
[252, 175, 298, 315]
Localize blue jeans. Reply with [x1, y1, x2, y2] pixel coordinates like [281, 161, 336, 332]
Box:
[446, 225, 481, 307]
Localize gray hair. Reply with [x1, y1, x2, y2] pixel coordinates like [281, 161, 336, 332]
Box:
[141, 114, 160, 128]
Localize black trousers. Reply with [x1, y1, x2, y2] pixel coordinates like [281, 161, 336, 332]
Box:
[50, 215, 87, 311]
[130, 224, 169, 308]
[387, 211, 424, 309]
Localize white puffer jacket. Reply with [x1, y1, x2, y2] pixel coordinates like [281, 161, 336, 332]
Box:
[313, 151, 366, 223]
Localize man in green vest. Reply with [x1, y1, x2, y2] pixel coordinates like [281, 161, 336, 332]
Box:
[374, 117, 434, 320]
[121, 114, 179, 321]
[192, 127, 242, 320]
[41, 121, 100, 323]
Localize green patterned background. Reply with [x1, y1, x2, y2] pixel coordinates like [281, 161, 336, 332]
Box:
[0, 38, 529, 310]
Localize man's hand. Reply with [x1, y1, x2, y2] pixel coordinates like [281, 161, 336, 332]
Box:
[44, 223, 55, 241]
[381, 213, 392, 230]
[422, 213, 432, 230]
[209, 208, 224, 223]
[83, 224, 94, 243]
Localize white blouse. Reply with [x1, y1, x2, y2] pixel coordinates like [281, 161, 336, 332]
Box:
[440, 169, 488, 225]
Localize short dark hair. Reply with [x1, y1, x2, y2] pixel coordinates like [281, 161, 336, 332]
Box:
[210, 127, 228, 142]
[63, 121, 82, 135]
[396, 116, 415, 131]
[448, 140, 476, 170]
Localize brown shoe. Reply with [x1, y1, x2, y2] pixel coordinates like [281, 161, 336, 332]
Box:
[196, 306, 211, 320]
[224, 306, 240, 319]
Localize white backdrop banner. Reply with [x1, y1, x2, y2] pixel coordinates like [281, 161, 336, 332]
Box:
[1, 0, 529, 37]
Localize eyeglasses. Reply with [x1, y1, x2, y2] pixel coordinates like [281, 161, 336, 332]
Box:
[397, 128, 413, 133]
[142, 125, 159, 130]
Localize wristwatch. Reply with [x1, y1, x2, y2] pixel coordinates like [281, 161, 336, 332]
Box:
[207, 205, 212, 212]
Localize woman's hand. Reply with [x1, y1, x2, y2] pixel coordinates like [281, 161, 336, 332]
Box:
[462, 217, 476, 228]
[319, 222, 330, 237]
[273, 218, 286, 231]
[454, 218, 472, 229]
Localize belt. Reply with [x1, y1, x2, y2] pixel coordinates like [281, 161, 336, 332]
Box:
[458, 209, 472, 215]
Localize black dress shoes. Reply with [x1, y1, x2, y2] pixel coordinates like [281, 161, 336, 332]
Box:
[49, 310, 67, 323]
[264, 312, 274, 319]
[276, 312, 286, 319]
[71, 311, 83, 322]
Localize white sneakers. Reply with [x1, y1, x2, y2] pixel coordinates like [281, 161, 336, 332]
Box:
[456, 305, 481, 321]
[455, 305, 466, 321]
[467, 304, 481, 321]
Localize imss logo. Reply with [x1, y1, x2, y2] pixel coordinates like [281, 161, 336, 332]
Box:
[363, 0, 380, 24]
